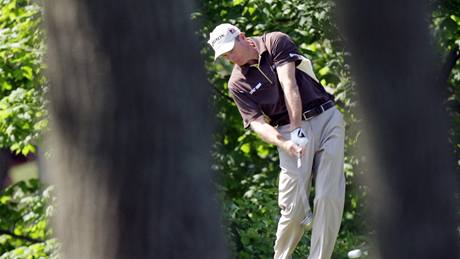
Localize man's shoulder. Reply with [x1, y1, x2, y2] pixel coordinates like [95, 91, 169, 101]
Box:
[263, 31, 291, 42]
[228, 66, 245, 91]
[251, 31, 289, 46]
[261, 31, 294, 53]
[264, 31, 288, 38]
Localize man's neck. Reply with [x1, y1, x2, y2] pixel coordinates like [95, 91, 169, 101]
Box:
[247, 58, 258, 65]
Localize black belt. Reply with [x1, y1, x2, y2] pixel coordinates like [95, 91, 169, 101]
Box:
[302, 100, 335, 120]
[273, 100, 335, 127]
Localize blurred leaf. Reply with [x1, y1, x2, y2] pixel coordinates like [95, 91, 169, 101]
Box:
[240, 143, 250, 154]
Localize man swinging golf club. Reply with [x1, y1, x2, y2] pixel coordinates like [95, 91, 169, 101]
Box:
[208, 23, 346, 259]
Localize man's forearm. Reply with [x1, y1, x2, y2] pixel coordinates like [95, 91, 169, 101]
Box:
[250, 118, 286, 147]
[250, 117, 302, 158]
[282, 81, 303, 130]
[276, 62, 303, 130]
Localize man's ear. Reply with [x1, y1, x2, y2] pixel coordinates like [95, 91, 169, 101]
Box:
[244, 33, 256, 47]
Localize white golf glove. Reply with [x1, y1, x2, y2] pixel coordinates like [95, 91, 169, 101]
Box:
[290, 127, 308, 146]
[290, 128, 308, 168]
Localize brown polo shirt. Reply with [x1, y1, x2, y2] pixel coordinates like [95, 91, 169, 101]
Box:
[228, 32, 333, 129]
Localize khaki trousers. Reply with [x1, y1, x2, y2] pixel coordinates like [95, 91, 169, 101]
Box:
[273, 107, 345, 259]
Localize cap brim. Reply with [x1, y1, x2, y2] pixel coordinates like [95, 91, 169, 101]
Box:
[213, 40, 236, 60]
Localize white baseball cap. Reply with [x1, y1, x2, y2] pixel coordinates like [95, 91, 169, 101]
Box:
[207, 23, 241, 60]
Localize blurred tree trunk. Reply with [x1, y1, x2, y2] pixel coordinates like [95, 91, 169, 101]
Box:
[0, 149, 10, 189]
[336, 1, 460, 259]
[44, 1, 228, 258]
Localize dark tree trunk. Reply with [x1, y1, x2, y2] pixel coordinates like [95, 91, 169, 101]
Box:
[0, 149, 10, 190]
[336, 1, 460, 259]
[44, 1, 228, 258]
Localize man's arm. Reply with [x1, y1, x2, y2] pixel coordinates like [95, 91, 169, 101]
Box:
[250, 116, 301, 157]
[276, 61, 302, 131]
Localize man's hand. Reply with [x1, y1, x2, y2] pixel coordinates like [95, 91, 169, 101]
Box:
[290, 127, 308, 147]
[280, 140, 303, 157]
[290, 127, 308, 167]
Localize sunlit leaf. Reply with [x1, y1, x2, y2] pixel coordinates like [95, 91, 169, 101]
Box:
[233, 0, 244, 6]
[240, 143, 250, 154]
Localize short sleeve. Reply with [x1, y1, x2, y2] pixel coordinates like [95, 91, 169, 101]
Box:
[229, 86, 263, 129]
[267, 32, 303, 67]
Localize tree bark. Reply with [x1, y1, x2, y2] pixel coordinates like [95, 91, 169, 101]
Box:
[336, 1, 460, 259]
[0, 149, 10, 190]
[44, 1, 228, 258]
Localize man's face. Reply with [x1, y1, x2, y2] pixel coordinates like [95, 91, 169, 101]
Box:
[222, 36, 250, 66]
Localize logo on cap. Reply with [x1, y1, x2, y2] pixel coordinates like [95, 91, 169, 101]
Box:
[211, 34, 225, 47]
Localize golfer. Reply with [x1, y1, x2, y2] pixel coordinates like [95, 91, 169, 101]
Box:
[208, 23, 345, 259]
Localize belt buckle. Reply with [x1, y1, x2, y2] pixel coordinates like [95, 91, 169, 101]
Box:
[302, 110, 313, 121]
[302, 101, 330, 121]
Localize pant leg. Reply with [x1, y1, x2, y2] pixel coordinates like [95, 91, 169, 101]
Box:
[308, 108, 346, 259]
[274, 122, 315, 259]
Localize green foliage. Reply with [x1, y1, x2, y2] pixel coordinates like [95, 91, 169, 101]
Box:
[432, 0, 460, 51]
[0, 180, 58, 258]
[431, 0, 460, 225]
[0, 239, 59, 259]
[195, 0, 367, 258]
[0, 0, 54, 257]
[0, 0, 47, 155]
[432, 1, 460, 148]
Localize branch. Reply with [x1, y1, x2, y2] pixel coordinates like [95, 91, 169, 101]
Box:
[0, 229, 45, 244]
[212, 85, 234, 103]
